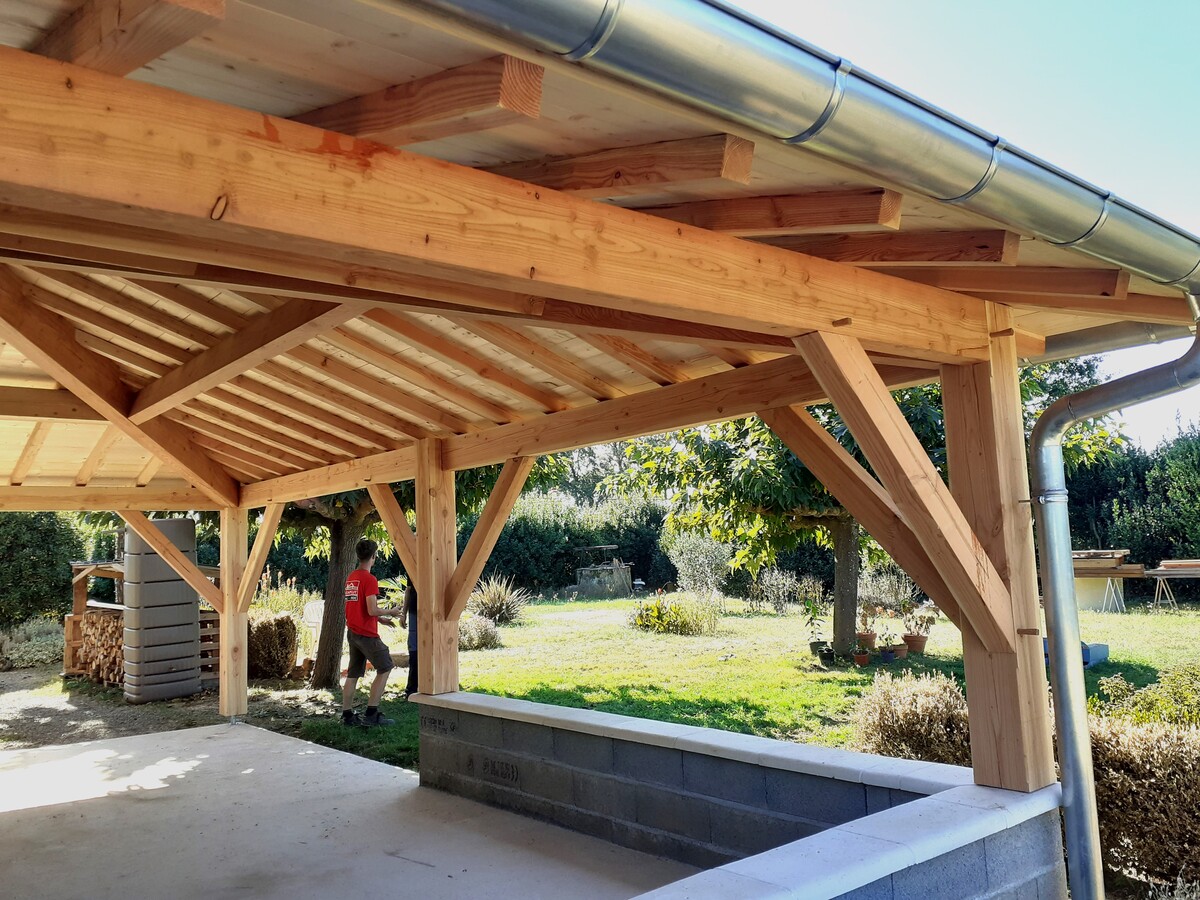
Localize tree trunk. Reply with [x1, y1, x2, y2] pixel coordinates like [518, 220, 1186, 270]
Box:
[831, 517, 859, 656]
[309, 518, 366, 690]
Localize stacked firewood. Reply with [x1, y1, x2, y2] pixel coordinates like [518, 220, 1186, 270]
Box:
[78, 609, 124, 686]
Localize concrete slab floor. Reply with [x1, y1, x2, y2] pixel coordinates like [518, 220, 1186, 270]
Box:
[0, 724, 696, 900]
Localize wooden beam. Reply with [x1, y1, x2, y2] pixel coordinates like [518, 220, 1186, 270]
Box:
[135, 457, 163, 487]
[117, 510, 223, 609]
[758, 406, 960, 625]
[9, 421, 52, 485]
[0, 53, 997, 362]
[172, 408, 321, 471]
[415, 439, 459, 695]
[460, 321, 625, 401]
[294, 55, 542, 146]
[129, 299, 359, 423]
[986, 292, 1196, 326]
[0, 272, 241, 506]
[33, 0, 224, 76]
[574, 332, 689, 386]
[942, 304, 1055, 792]
[0, 485, 209, 509]
[484, 134, 754, 200]
[644, 189, 903, 237]
[75, 425, 122, 486]
[445, 456, 534, 618]
[218, 506, 248, 715]
[236, 502, 283, 614]
[241, 357, 934, 507]
[771, 230, 1020, 267]
[795, 331, 1015, 653]
[881, 266, 1129, 297]
[366, 483, 418, 581]
[0, 387, 103, 421]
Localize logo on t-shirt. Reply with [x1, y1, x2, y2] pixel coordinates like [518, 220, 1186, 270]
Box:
[345, 581, 360, 603]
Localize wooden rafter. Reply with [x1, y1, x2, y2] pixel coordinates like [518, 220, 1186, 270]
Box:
[366, 483, 418, 580]
[236, 503, 284, 614]
[770, 230, 1020, 267]
[574, 332, 689, 386]
[0, 272, 240, 506]
[0, 387, 103, 421]
[644, 189, 903, 237]
[881, 265, 1129, 297]
[795, 331, 1014, 653]
[0, 52, 995, 362]
[118, 510, 223, 610]
[75, 425, 122, 486]
[179, 405, 331, 469]
[242, 357, 934, 506]
[484, 134, 754, 200]
[135, 457, 163, 487]
[460, 321, 625, 401]
[445, 456, 533, 618]
[294, 55, 542, 146]
[129, 299, 360, 423]
[33, 0, 224, 76]
[0, 485, 209, 510]
[984, 292, 1195, 326]
[9, 421, 52, 485]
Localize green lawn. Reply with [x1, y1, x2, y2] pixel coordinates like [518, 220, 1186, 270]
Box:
[299, 598, 1200, 768]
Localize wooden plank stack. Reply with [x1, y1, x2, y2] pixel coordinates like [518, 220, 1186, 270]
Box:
[77, 609, 124, 686]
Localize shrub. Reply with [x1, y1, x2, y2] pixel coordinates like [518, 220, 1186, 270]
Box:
[250, 567, 324, 658]
[852, 671, 972, 767]
[858, 561, 920, 613]
[459, 615, 501, 651]
[0, 512, 83, 630]
[466, 574, 530, 625]
[247, 612, 298, 679]
[663, 531, 731, 597]
[750, 567, 798, 614]
[0, 617, 64, 669]
[1094, 666, 1200, 728]
[629, 594, 720, 636]
[1150, 879, 1200, 900]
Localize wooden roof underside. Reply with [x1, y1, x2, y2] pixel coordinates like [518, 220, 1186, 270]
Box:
[0, 0, 1192, 509]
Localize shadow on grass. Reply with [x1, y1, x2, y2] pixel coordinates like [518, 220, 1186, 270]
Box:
[298, 694, 421, 770]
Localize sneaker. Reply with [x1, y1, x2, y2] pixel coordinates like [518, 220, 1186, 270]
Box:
[362, 710, 395, 727]
[341, 710, 364, 727]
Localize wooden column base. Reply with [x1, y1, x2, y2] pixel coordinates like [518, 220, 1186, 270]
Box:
[218, 610, 248, 716]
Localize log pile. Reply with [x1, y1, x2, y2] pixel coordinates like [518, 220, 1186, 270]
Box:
[200, 609, 219, 688]
[77, 609, 124, 686]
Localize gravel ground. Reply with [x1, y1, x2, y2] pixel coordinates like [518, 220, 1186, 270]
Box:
[0, 664, 340, 750]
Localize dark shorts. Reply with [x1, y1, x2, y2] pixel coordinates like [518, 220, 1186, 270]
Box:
[346, 630, 394, 678]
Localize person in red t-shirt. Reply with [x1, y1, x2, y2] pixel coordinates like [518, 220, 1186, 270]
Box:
[341, 539, 405, 727]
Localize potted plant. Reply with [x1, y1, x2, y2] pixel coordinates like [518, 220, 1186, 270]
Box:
[804, 596, 826, 655]
[878, 630, 897, 663]
[856, 603, 878, 650]
[853, 639, 871, 668]
[903, 606, 937, 654]
[890, 640, 909, 661]
[817, 644, 836, 667]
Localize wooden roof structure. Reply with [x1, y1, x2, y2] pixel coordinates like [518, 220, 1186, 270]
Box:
[0, 0, 1191, 795]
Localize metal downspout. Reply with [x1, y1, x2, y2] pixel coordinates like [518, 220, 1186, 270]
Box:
[1030, 294, 1200, 900]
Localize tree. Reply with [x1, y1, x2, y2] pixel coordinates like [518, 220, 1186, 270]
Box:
[0, 512, 83, 629]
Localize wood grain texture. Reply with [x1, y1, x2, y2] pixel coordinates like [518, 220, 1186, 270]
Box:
[881, 265, 1129, 297]
[118, 510, 223, 610]
[74, 425, 122, 486]
[218, 506, 249, 715]
[415, 439, 459, 695]
[772, 230, 1020, 267]
[236, 502, 283, 614]
[0, 387, 104, 421]
[0, 485, 210, 509]
[9, 421, 52, 485]
[645, 189, 903, 237]
[367, 483, 418, 582]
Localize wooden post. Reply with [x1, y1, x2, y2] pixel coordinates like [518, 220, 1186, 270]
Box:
[415, 439, 458, 695]
[942, 304, 1056, 791]
[219, 507, 249, 716]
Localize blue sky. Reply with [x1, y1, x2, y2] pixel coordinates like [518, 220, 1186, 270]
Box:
[734, 0, 1200, 448]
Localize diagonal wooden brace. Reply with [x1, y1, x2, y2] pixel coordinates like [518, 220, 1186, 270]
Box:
[367, 483, 418, 579]
[117, 510, 223, 612]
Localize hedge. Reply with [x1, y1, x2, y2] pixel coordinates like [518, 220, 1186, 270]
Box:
[0, 512, 83, 629]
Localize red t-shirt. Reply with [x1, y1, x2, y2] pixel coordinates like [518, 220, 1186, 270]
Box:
[344, 569, 380, 638]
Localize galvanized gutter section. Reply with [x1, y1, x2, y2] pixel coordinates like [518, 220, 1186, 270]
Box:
[408, 0, 1200, 301]
[1031, 295, 1200, 900]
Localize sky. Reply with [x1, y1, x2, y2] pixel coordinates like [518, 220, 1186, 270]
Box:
[733, 0, 1200, 449]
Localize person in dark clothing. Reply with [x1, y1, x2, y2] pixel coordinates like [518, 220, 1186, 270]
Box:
[400, 581, 418, 698]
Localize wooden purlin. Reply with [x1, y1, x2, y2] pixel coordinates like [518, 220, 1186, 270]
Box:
[0, 48, 996, 363]
[769, 230, 1021, 267]
[9, 421, 52, 485]
[644, 189, 904, 237]
[0, 387, 104, 421]
[0, 485, 211, 510]
[75, 425, 122, 486]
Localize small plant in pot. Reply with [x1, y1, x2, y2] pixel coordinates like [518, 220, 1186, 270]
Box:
[817, 644, 836, 667]
[902, 604, 937, 654]
[804, 596, 826, 655]
[856, 603, 879, 650]
[853, 638, 871, 668]
[890, 640, 909, 661]
[878, 631, 897, 663]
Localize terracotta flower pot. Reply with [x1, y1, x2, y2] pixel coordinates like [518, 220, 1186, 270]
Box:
[853, 653, 870, 667]
[856, 631, 877, 650]
[891, 643, 909, 660]
[903, 634, 929, 654]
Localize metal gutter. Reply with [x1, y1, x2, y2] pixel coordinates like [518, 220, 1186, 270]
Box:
[407, 0, 1200, 304]
[1031, 294, 1200, 900]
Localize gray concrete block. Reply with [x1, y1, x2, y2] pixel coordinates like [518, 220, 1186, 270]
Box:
[553, 729, 614, 773]
[124, 622, 200, 648]
[611, 821, 733, 870]
[455, 710, 502, 747]
[418, 708, 460, 737]
[123, 677, 201, 703]
[889, 789, 924, 808]
[765, 769, 867, 824]
[501, 717, 554, 759]
[125, 668, 200, 687]
[891, 840, 988, 900]
[614, 740, 683, 789]
[124, 517, 196, 554]
[123, 580, 198, 608]
[517, 757, 575, 805]
[122, 602, 198, 630]
[123, 639, 199, 663]
[123, 551, 199, 584]
[830, 876, 894, 900]
[865, 785, 891, 814]
[984, 812, 1063, 890]
[420, 734, 469, 775]
[634, 783, 711, 843]
[572, 770, 636, 821]
[708, 803, 807, 857]
[683, 753, 766, 807]
[1035, 864, 1068, 900]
